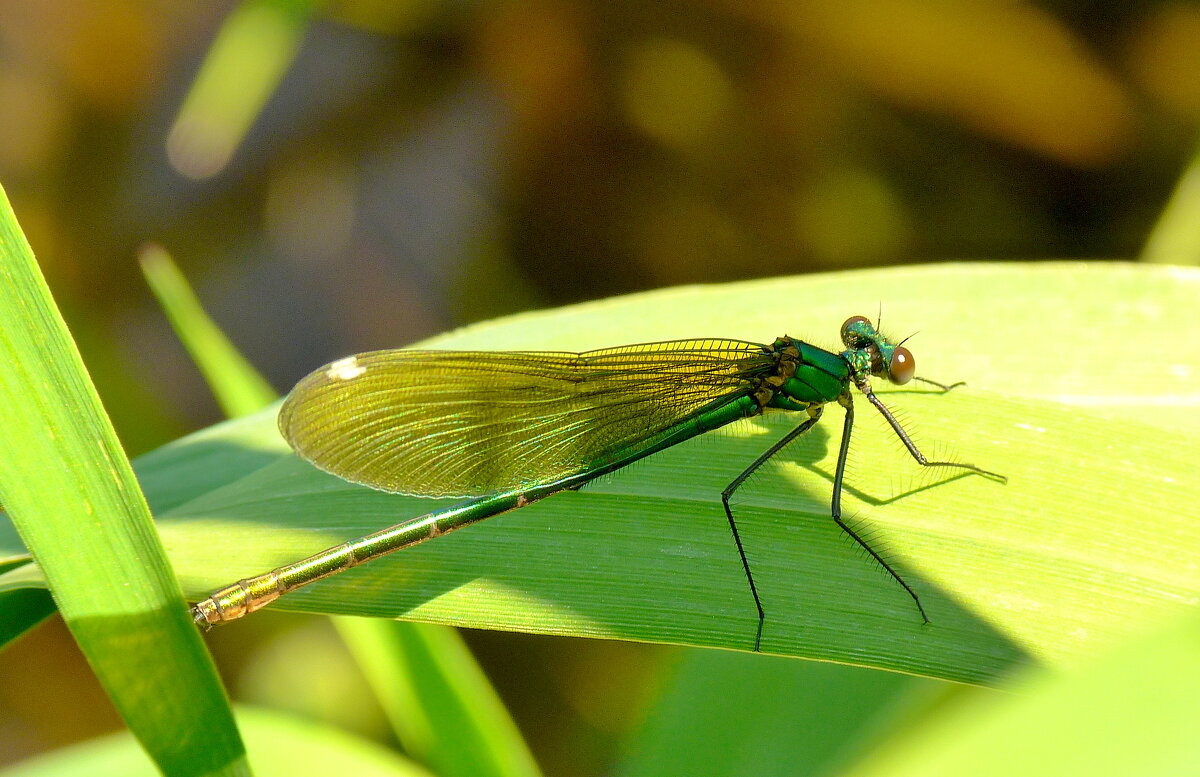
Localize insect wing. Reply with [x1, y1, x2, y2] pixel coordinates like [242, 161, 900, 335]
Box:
[278, 341, 774, 496]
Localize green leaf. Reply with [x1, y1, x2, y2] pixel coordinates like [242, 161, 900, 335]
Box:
[0, 185, 248, 776]
[167, 0, 316, 179]
[139, 244, 277, 418]
[336, 618, 543, 777]
[839, 608, 1200, 776]
[0, 706, 433, 777]
[614, 651, 923, 777]
[1142, 139, 1200, 265]
[0, 588, 56, 648]
[3, 262, 1197, 685]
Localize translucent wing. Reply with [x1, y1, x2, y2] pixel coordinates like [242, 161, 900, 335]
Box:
[278, 340, 776, 496]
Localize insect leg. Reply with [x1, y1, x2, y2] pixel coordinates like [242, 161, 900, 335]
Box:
[857, 381, 1006, 482]
[912, 376, 964, 392]
[721, 405, 823, 652]
[833, 391, 930, 623]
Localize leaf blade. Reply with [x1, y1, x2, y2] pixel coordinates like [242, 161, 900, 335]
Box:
[0, 186, 248, 775]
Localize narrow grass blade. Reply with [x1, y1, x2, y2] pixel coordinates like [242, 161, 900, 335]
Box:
[167, 0, 316, 179]
[616, 652, 921, 777]
[1141, 137, 1200, 265]
[336, 618, 543, 777]
[139, 244, 276, 418]
[0, 185, 248, 776]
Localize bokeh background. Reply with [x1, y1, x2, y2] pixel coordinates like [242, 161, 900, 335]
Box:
[1, 0, 1198, 773]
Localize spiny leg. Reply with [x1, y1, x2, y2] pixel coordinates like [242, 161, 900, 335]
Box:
[858, 380, 1006, 482]
[721, 406, 823, 652]
[833, 392, 930, 623]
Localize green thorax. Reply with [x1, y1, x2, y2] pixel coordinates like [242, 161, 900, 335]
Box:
[765, 338, 850, 410]
[763, 316, 914, 411]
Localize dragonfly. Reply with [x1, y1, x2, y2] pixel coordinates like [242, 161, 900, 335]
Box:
[192, 315, 1004, 650]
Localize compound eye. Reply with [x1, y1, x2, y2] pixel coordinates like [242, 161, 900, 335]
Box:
[889, 346, 915, 384]
[841, 315, 870, 345]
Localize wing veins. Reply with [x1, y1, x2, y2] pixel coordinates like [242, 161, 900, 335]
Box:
[280, 341, 776, 495]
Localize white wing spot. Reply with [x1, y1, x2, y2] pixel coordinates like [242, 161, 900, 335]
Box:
[327, 356, 366, 381]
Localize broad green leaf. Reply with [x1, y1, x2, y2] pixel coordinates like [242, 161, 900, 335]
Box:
[0, 706, 432, 777]
[2, 262, 1197, 685]
[840, 608, 1200, 777]
[0, 185, 248, 776]
[134, 412, 284, 515]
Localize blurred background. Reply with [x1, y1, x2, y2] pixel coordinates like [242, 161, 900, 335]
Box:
[1, 0, 1197, 773]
